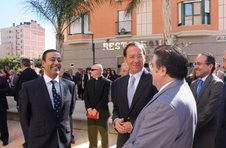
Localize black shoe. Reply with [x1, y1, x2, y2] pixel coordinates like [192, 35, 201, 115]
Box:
[3, 141, 8, 146]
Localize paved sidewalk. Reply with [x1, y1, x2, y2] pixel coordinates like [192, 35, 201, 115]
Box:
[3, 120, 117, 148]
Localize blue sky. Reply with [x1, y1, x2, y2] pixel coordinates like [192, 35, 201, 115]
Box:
[0, 0, 55, 49]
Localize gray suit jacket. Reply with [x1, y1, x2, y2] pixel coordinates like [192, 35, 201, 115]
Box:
[190, 74, 224, 148]
[123, 80, 197, 148]
[112, 69, 157, 147]
[19, 77, 76, 148]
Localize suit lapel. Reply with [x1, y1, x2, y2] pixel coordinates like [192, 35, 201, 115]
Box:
[129, 70, 149, 110]
[39, 77, 55, 112]
[123, 75, 130, 112]
[59, 79, 66, 109]
[196, 74, 212, 103]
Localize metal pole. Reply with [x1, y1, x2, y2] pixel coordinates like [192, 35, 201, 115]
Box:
[91, 34, 95, 64]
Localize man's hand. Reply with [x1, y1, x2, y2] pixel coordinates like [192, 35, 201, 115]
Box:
[92, 108, 98, 116]
[115, 118, 128, 134]
[87, 108, 92, 115]
[123, 121, 133, 133]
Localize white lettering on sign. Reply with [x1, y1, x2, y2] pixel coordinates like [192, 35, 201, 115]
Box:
[216, 36, 226, 42]
[102, 40, 163, 51]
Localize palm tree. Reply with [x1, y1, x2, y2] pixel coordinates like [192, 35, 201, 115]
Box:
[24, 0, 108, 56]
[125, 0, 172, 45]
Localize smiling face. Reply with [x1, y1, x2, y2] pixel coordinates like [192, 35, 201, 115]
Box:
[124, 45, 145, 74]
[42, 51, 62, 79]
[194, 55, 212, 78]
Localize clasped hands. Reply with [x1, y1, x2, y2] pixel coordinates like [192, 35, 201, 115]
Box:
[87, 108, 98, 116]
[115, 118, 133, 134]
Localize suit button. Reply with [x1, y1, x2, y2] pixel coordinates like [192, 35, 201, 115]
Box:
[127, 117, 130, 120]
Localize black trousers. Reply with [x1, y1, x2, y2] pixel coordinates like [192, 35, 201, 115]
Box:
[0, 110, 9, 142]
[87, 111, 109, 148]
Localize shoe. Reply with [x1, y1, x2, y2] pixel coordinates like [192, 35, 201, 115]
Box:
[3, 141, 8, 146]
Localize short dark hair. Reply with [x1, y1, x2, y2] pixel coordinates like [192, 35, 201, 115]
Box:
[20, 58, 31, 67]
[200, 52, 215, 73]
[123, 42, 146, 57]
[42, 49, 60, 61]
[154, 45, 188, 80]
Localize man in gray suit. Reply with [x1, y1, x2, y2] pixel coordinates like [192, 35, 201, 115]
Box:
[123, 45, 197, 148]
[19, 49, 76, 148]
[190, 52, 224, 148]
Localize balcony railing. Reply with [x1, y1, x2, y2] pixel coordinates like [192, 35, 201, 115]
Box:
[115, 20, 132, 35]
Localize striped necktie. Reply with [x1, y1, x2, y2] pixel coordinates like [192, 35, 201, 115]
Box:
[51, 80, 61, 118]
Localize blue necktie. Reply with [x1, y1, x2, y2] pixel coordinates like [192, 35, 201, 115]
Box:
[196, 79, 203, 99]
[128, 76, 136, 107]
[51, 80, 61, 118]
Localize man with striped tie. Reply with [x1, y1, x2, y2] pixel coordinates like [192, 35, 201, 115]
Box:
[19, 49, 76, 148]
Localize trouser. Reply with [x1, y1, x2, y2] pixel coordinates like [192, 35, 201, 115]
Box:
[0, 110, 9, 142]
[87, 112, 109, 148]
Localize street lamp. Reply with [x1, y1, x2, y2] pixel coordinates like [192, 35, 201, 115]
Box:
[85, 32, 95, 64]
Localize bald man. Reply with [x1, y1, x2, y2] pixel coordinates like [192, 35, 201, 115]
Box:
[83, 64, 111, 148]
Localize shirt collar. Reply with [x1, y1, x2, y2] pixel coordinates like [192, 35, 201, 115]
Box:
[199, 74, 208, 82]
[43, 73, 60, 83]
[129, 68, 144, 79]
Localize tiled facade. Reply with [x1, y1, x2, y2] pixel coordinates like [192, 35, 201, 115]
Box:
[63, 0, 226, 72]
[0, 20, 45, 59]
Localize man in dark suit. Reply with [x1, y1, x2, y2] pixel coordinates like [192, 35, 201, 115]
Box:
[14, 58, 38, 148]
[0, 70, 10, 146]
[19, 49, 76, 148]
[215, 51, 226, 148]
[111, 42, 157, 148]
[190, 52, 224, 148]
[83, 64, 111, 148]
[123, 45, 197, 148]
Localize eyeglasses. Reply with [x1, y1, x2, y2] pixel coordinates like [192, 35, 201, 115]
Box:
[193, 62, 210, 66]
[91, 69, 98, 71]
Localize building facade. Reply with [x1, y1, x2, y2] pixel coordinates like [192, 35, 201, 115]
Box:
[0, 20, 45, 59]
[63, 0, 226, 72]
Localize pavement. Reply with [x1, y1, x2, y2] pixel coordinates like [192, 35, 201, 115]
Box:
[4, 96, 117, 148]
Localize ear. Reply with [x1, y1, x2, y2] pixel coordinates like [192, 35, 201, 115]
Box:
[159, 66, 167, 76]
[41, 60, 45, 68]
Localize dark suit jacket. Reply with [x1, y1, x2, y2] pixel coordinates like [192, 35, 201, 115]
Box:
[83, 76, 111, 115]
[19, 77, 76, 148]
[111, 69, 157, 147]
[215, 81, 226, 148]
[0, 76, 10, 111]
[190, 74, 224, 148]
[14, 68, 38, 105]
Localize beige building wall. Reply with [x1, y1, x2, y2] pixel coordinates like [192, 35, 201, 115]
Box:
[0, 20, 45, 59]
[219, 0, 226, 30]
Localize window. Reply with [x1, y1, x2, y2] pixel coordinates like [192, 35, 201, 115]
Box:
[117, 10, 132, 35]
[69, 15, 89, 34]
[177, 0, 210, 26]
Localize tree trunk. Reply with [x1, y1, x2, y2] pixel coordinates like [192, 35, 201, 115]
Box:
[56, 33, 64, 57]
[162, 0, 173, 45]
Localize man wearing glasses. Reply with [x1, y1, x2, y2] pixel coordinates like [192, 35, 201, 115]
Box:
[83, 64, 111, 148]
[190, 52, 224, 148]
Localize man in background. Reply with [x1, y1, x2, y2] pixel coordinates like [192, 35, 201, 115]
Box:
[190, 52, 224, 148]
[83, 64, 111, 148]
[14, 58, 38, 148]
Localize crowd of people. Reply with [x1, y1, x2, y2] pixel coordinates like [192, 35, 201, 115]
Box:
[0, 42, 226, 148]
